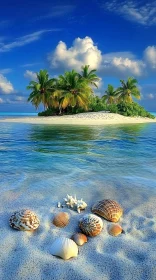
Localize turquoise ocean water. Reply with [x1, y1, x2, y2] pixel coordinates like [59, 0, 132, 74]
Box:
[0, 112, 156, 196]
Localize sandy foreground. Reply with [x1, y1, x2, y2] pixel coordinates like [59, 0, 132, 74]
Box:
[0, 111, 156, 280]
[0, 180, 156, 280]
[1, 112, 156, 125]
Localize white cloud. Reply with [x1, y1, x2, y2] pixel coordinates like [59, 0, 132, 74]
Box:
[48, 36, 102, 71]
[21, 63, 40, 68]
[0, 30, 59, 52]
[48, 36, 156, 79]
[24, 70, 37, 80]
[4, 95, 26, 104]
[0, 68, 12, 74]
[0, 74, 14, 94]
[34, 5, 75, 21]
[144, 46, 156, 69]
[0, 97, 4, 103]
[103, 1, 156, 26]
[147, 93, 155, 99]
[101, 56, 145, 77]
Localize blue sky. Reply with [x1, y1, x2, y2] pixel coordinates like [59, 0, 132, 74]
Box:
[0, 0, 156, 112]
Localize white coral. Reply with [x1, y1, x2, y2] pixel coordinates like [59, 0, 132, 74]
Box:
[63, 194, 87, 213]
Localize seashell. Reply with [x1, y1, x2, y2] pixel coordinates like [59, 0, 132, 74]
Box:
[57, 202, 61, 208]
[79, 214, 103, 237]
[92, 199, 123, 222]
[50, 237, 78, 260]
[52, 212, 70, 228]
[71, 233, 88, 246]
[9, 209, 40, 231]
[108, 224, 124, 236]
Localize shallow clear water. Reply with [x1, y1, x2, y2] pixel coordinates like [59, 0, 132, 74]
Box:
[0, 122, 156, 195]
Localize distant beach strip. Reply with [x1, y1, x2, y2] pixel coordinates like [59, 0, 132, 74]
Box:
[1, 112, 156, 125]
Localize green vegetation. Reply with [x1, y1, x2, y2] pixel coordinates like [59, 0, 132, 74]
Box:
[27, 66, 155, 119]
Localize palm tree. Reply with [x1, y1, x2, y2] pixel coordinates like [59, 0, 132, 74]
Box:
[27, 70, 57, 109]
[56, 70, 93, 114]
[79, 65, 100, 88]
[102, 84, 118, 104]
[117, 77, 141, 103]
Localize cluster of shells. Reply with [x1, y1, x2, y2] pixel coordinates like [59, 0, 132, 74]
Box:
[9, 198, 124, 260]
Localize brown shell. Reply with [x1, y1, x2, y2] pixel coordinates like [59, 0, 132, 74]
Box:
[53, 212, 70, 228]
[71, 233, 88, 246]
[9, 209, 40, 231]
[79, 214, 103, 237]
[92, 199, 123, 222]
[108, 224, 123, 236]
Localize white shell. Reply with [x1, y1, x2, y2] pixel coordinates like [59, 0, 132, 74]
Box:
[57, 202, 61, 208]
[9, 209, 40, 231]
[79, 214, 103, 237]
[50, 237, 78, 260]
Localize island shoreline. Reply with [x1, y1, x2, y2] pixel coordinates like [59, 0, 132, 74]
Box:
[0, 112, 156, 125]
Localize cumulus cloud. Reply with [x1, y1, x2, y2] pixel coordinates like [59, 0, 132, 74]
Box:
[144, 46, 156, 69]
[48, 36, 156, 79]
[0, 97, 4, 103]
[0, 74, 14, 94]
[24, 70, 37, 80]
[48, 36, 102, 71]
[101, 55, 145, 77]
[48, 36, 149, 78]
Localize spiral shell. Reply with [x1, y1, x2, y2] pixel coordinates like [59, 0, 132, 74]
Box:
[53, 212, 70, 228]
[79, 214, 103, 237]
[92, 199, 123, 222]
[50, 237, 78, 260]
[108, 224, 124, 236]
[71, 233, 87, 246]
[9, 209, 40, 231]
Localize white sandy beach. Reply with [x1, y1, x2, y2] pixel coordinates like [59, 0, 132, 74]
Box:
[1, 112, 156, 125]
[0, 179, 156, 280]
[0, 112, 156, 280]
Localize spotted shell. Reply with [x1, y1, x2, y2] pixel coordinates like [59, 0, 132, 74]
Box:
[79, 214, 103, 237]
[92, 199, 123, 222]
[53, 212, 70, 228]
[50, 237, 78, 260]
[71, 233, 88, 246]
[108, 224, 124, 236]
[9, 209, 40, 231]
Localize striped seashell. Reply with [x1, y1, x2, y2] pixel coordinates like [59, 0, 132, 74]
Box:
[92, 199, 123, 222]
[108, 224, 124, 236]
[79, 214, 103, 237]
[50, 237, 78, 260]
[52, 212, 70, 228]
[71, 233, 87, 246]
[9, 209, 40, 231]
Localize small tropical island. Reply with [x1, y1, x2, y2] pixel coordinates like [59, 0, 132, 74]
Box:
[27, 65, 154, 119]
